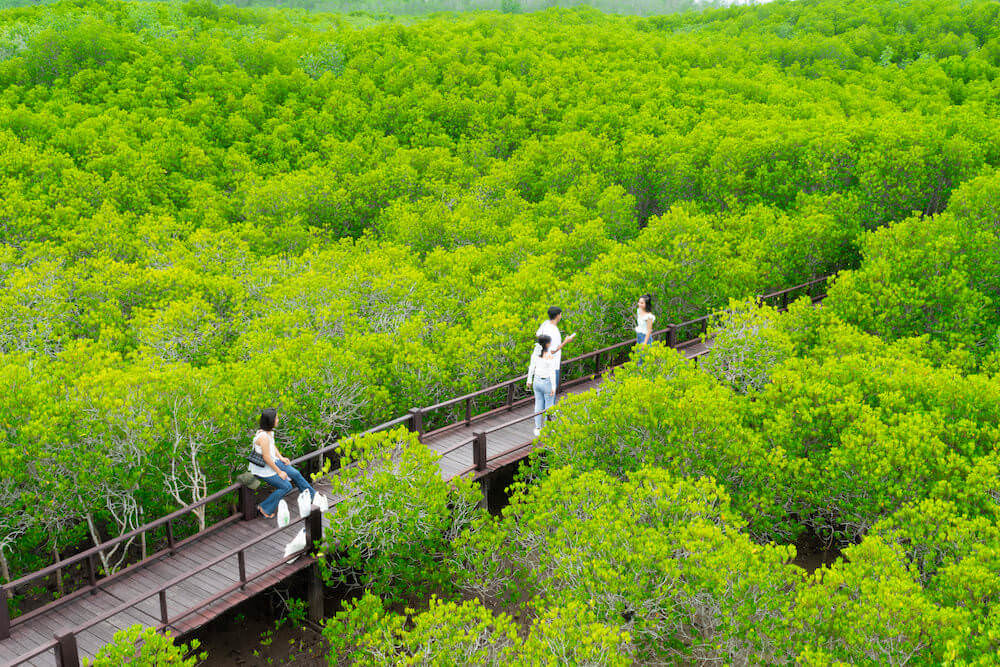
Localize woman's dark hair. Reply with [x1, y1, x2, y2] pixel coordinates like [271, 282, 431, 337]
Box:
[537, 334, 552, 356]
[640, 294, 653, 312]
[259, 408, 277, 431]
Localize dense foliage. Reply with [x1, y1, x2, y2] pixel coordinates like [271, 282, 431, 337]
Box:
[3, 0, 1000, 661]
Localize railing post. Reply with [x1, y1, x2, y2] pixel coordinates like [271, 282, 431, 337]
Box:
[55, 631, 80, 667]
[408, 408, 424, 438]
[666, 325, 677, 348]
[0, 585, 10, 640]
[158, 590, 169, 626]
[85, 554, 97, 592]
[166, 520, 176, 555]
[465, 397, 472, 426]
[305, 508, 324, 624]
[239, 484, 256, 521]
[238, 550, 247, 589]
[505, 383, 515, 411]
[755, 294, 765, 308]
[781, 291, 789, 310]
[473, 432, 487, 472]
[593, 352, 600, 377]
[305, 507, 322, 552]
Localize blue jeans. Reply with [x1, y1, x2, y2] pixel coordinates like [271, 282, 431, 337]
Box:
[533, 378, 555, 430]
[258, 460, 317, 516]
[636, 332, 653, 346]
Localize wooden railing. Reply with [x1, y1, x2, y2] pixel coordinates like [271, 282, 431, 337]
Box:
[8, 508, 326, 667]
[0, 272, 835, 659]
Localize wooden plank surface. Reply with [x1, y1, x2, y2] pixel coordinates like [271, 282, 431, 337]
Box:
[1, 341, 712, 666]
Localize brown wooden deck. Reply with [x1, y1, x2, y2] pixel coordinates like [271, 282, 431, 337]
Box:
[0, 277, 830, 667]
[0, 383, 608, 667]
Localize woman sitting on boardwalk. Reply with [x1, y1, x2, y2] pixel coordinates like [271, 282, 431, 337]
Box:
[249, 408, 317, 519]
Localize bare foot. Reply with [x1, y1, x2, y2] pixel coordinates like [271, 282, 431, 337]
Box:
[257, 506, 275, 519]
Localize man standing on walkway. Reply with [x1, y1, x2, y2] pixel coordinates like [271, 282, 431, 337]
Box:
[536, 306, 572, 393]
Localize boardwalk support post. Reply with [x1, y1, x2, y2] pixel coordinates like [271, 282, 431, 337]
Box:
[473, 432, 492, 512]
[158, 590, 169, 626]
[238, 484, 256, 522]
[166, 520, 176, 555]
[305, 508, 324, 624]
[666, 325, 677, 348]
[506, 383, 515, 410]
[85, 554, 97, 593]
[55, 631, 80, 667]
[407, 408, 424, 438]
[473, 432, 487, 472]
[238, 550, 247, 589]
[0, 585, 9, 640]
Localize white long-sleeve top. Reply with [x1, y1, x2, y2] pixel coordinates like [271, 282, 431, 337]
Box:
[527, 350, 558, 386]
[536, 320, 562, 366]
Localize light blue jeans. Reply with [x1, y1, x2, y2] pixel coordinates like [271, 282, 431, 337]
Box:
[258, 460, 316, 516]
[533, 377, 555, 430]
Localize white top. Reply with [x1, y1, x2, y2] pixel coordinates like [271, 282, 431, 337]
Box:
[527, 350, 558, 386]
[249, 430, 279, 478]
[536, 320, 562, 366]
[636, 309, 656, 335]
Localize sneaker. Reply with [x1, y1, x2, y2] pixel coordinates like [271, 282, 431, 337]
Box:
[532, 428, 541, 437]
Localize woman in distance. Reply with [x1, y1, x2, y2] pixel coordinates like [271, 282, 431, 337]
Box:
[635, 293, 656, 347]
[249, 408, 317, 519]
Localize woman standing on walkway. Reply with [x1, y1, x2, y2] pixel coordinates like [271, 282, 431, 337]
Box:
[249, 408, 317, 519]
[635, 294, 656, 347]
[526, 334, 559, 437]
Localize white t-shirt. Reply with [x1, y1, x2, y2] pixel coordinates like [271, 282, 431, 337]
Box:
[536, 320, 562, 366]
[248, 430, 279, 478]
[527, 351, 558, 386]
[635, 309, 656, 335]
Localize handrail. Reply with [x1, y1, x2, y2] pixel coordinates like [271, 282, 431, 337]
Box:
[757, 275, 830, 301]
[7, 637, 58, 665]
[1, 271, 836, 630]
[6, 513, 316, 666]
[421, 374, 529, 413]
[481, 410, 546, 436]
[73, 517, 310, 637]
[4, 483, 243, 593]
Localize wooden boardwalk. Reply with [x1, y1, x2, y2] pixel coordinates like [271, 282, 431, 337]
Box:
[0, 276, 826, 667]
[1, 376, 613, 666]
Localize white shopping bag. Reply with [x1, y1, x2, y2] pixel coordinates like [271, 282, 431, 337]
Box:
[276, 499, 290, 527]
[283, 527, 306, 559]
[312, 492, 329, 513]
[297, 490, 312, 517]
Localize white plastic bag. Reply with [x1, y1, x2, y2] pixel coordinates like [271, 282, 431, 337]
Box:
[297, 490, 312, 517]
[312, 492, 329, 513]
[276, 499, 290, 527]
[283, 527, 306, 558]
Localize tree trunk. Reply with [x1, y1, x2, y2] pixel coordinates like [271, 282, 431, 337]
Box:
[52, 542, 63, 596]
[85, 513, 110, 573]
[0, 549, 9, 583]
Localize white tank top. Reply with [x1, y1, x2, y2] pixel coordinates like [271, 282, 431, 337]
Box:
[248, 430, 278, 477]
